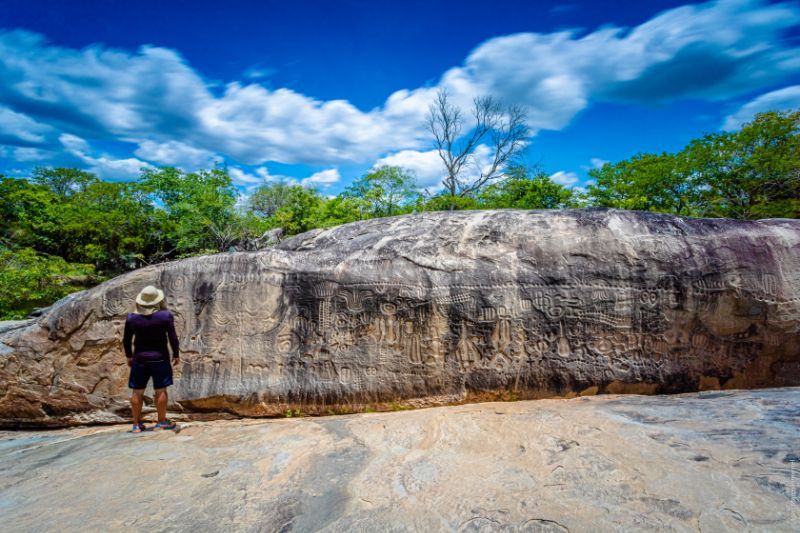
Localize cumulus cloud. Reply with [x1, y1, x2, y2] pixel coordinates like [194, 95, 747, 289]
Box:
[581, 157, 609, 171]
[374, 149, 445, 188]
[227, 167, 264, 185]
[373, 145, 500, 192]
[301, 168, 341, 188]
[254, 166, 297, 183]
[722, 85, 800, 130]
[59, 133, 152, 180]
[59, 133, 90, 153]
[229, 166, 302, 190]
[134, 140, 220, 168]
[0, 145, 52, 161]
[0, 30, 430, 167]
[0, 0, 798, 174]
[550, 170, 580, 186]
[442, 0, 800, 129]
[229, 166, 304, 202]
[87, 155, 152, 181]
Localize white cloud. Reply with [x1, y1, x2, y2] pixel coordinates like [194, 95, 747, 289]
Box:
[255, 167, 273, 180]
[0, 30, 423, 166]
[0, 106, 52, 143]
[59, 133, 152, 180]
[722, 85, 800, 130]
[373, 145, 501, 192]
[443, 0, 800, 130]
[581, 157, 609, 171]
[0, 146, 53, 161]
[134, 140, 220, 168]
[301, 168, 341, 188]
[229, 166, 301, 191]
[253, 166, 299, 185]
[59, 133, 90, 153]
[86, 154, 152, 180]
[374, 149, 444, 188]
[0, 0, 798, 173]
[550, 170, 579, 186]
[230, 167, 303, 201]
[228, 167, 264, 185]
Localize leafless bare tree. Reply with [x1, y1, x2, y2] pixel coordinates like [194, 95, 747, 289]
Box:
[427, 88, 529, 198]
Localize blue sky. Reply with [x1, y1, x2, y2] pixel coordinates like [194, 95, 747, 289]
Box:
[1, 0, 799, 195]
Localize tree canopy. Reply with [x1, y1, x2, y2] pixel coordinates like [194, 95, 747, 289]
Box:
[587, 110, 800, 219]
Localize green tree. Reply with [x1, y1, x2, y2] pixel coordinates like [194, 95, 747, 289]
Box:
[140, 167, 238, 253]
[31, 167, 97, 197]
[248, 182, 323, 235]
[209, 211, 274, 252]
[0, 177, 60, 251]
[248, 181, 299, 218]
[0, 247, 98, 320]
[686, 110, 800, 219]
[586, 153, 699, 215]
[417, 194, 480, 212]
[586, 110, 799, 219]
[310, 196, 370, 228]
[479, 166, 577, 209]
[2, 173, 164, 272]
[55, 180, 162, 270]
[343, 165, 419, 217]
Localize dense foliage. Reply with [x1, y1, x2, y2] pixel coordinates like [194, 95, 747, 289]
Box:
[0, 247, 96, 319]
[0, 110, 796, 318]
[586, 110, 800, 219]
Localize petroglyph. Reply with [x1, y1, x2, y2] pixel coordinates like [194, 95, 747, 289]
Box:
[1, 209, 799, 426]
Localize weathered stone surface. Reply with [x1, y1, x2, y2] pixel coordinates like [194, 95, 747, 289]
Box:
[232, 226, 285, 251]
[1, 388, 799, 531]
[1, 209, 799, 427]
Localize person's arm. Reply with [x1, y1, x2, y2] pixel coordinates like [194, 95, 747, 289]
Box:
[123, 315, 134, 366]
[167, 312, 180, 364]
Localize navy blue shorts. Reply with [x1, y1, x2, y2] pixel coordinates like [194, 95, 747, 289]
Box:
[128, 359, 173, 390]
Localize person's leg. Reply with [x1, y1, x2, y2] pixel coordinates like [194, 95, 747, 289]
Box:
[151, 359, 174, 425]
[128, 360, 149, 427]
[131, 388, 145, 425]
[154, 387, 168, 424]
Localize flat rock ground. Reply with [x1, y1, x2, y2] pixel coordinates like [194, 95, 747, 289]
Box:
[0, 389, 798, 532]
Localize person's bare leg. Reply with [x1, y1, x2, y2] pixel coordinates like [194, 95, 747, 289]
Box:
[131, 389, 145, 425]
[155, 388, 168, 423]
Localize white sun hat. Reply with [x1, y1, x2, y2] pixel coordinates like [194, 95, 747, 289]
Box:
[135, 285, 165, 315]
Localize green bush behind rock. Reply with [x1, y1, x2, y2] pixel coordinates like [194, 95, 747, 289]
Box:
[0, 247, 98, 319]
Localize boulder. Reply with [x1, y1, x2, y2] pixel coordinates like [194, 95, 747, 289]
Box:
[231, 226, 285, 252]
[1, 209, 799, 427]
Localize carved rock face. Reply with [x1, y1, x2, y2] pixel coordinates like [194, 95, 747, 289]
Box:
[1, 209, 799, 427]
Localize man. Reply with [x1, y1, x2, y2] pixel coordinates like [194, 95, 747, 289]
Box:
[123, 285, 180, 433]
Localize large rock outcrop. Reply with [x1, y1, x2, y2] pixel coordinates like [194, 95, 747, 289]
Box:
[1, 209, 799, 427]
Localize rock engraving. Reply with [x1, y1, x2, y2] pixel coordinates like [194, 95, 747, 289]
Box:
[0, 209, 798, 427]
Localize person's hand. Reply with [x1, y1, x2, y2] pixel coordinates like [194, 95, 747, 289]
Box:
[172, 357, 180, 366]
[127, 357, 134, 367]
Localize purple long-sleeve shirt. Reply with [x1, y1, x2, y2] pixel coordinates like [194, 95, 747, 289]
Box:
[123, 310, 180, 361]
